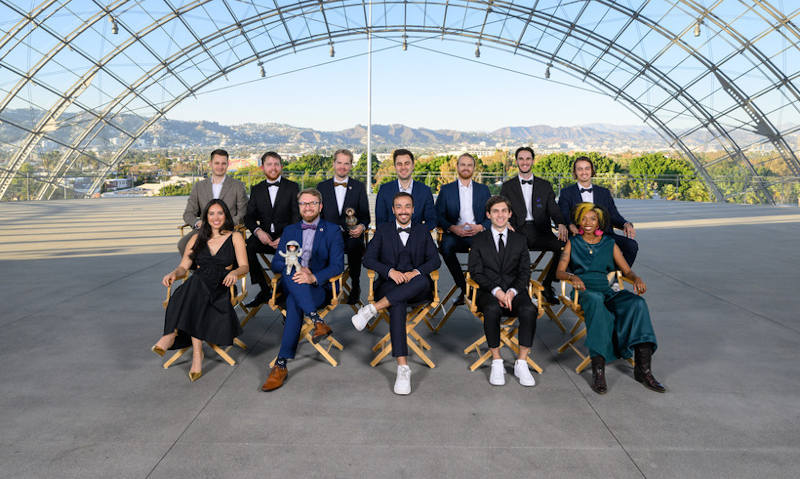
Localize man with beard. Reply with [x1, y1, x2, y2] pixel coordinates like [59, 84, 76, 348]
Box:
[374, 148, 437, 230]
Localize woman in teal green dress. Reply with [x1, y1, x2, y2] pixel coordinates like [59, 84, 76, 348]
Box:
[556, 202, 665, 394]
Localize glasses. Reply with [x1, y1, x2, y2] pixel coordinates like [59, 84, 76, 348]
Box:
[298, 201, 320, 207]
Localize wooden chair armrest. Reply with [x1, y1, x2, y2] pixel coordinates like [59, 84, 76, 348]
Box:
[465, 273, 479, 313]
[430, 270, 440, 304]
[229, 272, 247, 305]
[328, 274, 344, 306]
[178, 223, 191, 237]
[435, 227, 444, 243]
[163, 272, 189, 307]
[560, 279, 580, 303]
[269, 273, 282, 307]
[529, 279, 544, 317]
[366, 269, 376, 302]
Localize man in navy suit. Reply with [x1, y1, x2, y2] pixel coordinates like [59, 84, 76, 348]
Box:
[558, 156, 638, 266]
[261, 188, 344, 392]
[374, 149, 437, 230]
[351, 192, 441, 395]
[317, 149, 370, 304]
[435, 153, 491, 306]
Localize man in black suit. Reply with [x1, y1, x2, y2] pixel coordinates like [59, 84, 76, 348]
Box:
[317, 148, 370, 304]
[499, 146, 567, 304]
[244, 151, 300, 306]
[558, 156, 638, 266]
[351, 192, 441, 395]
[468, 195, 538, 387]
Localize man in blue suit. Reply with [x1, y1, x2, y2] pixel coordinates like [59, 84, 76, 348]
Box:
[261, 188, 344, 392]
[351, 192, 441, 395]
[557, 156, 638, 266]
[435, 153, 491, 305]
[374, 148, 437, 230]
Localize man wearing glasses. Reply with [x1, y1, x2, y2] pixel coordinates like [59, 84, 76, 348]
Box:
[261, 188, 344, 392]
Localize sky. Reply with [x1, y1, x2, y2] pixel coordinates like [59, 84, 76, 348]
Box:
[166, 37, 645, 132]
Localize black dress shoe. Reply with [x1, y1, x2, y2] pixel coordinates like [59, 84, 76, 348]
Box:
[542, 288, 559, 305]
[590, 356, 607, 394]
[245, 289, 270, 308]
[452, 290, 466, 306]
[346, 288, 361, 305]
[633, 343, 666, 393]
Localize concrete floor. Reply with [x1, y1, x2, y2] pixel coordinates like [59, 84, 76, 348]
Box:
[1, 197, 799, 478]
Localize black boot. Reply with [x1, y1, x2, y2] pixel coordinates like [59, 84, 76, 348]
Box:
[633, 343, 666, 393]
[590, 356, 607, 394]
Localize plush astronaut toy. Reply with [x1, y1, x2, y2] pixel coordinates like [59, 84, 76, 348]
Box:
[279, 240, 303, 275]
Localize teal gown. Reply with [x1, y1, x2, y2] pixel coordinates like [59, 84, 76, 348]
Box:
[569, 235, 657, 362]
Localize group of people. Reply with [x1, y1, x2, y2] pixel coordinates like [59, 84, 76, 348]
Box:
[153, 146, 665, 396]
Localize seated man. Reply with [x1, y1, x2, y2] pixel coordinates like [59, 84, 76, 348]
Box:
[467, 195, 538, 387]
[374, 148, 437, 230]
[558, 156, 638, 266]
[244, 151, 300, 306]
[435, 153, 490, 305]
[178, 148, 248, 255]
[351, 192, 441, 395]
[261, 188, 344, 392]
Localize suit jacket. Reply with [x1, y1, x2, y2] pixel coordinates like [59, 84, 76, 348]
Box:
[182, 175, 248, 226]
[363, 222, 441, 293]
[558, 183, 628, 230]
[375, 180, 437, 230]
[317, 177, 370, 231]
[435, 180, 491, 231]
[468, 228, 531, 297]
[499, 176, 565, 233]
[244, 177, 300, 238]
[270, 219, 344, 287]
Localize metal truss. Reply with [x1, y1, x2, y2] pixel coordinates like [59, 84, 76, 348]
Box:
[1, 1, 799, 203]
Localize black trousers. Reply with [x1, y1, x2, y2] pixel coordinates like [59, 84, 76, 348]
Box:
[376, 276, 430, 357]
[607, 231, 638, 267]
[343, 234, 366, 290]
[439, 233, 472, 292]
[245, 235, 276, 291]
[477, 290, 537, 349]
[521, 222, 565, 289]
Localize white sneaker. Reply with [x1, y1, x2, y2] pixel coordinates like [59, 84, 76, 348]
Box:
[351, 304, 377, 331]
[514, 359, 536, 387]
[394, 365, 411, 395]
[489, 359, 506, 386]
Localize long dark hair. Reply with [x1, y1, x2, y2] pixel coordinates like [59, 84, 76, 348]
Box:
[190, 199, 235, 260]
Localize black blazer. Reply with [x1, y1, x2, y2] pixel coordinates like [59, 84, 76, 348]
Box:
[243, 177, 300, 238]
[499, 176, 565, 234]
[363, 222, 441, 293]
[317, 177, 370, 231]
[468, 228, 531, 297]
[558, 183, 628, 230]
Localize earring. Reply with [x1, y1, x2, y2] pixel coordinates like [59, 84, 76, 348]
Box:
[594, 229, 603, 236]
[578, 228, 584, 234]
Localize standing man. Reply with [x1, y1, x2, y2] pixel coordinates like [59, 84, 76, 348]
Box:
[178, 149, 248, 255]
[351, 192, 441, 395]
[435, 153, 491, 305]
[500, 146, 567, 305]
[374, 148, 437, 230]
[244, 151, 300, 307]
[317, 149, 370, 304]
[558, 156, 638, 266]
[261, 189, 344, 392]
[468, 195, 538, 387]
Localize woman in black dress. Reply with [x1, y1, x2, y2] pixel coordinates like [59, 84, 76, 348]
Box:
[151, 199, 249, 381]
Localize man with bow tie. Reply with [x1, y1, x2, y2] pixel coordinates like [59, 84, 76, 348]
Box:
[499, 146, 567, 304]
[261, 188, 344, 391]
[350, 192, 441, 395]
[317, 149, 370, 304]
[557, 156, 638, 266]
[244, 151, 300, 307]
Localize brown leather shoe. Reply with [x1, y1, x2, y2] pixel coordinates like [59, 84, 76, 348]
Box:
[311, 321, 332, 344]
[261, 365, 288, 391]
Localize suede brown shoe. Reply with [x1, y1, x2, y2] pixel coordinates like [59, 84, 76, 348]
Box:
[311, 321, 332, 344]
[261, 365, 288, 391]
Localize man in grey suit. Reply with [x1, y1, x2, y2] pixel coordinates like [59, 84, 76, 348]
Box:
[177, 149, 249, 255]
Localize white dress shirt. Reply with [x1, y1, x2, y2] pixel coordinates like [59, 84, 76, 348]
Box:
[267, 175, 281, 232]
[457, 180, 475, 225]
[519, 175, 534, 221]
[579, 183, 594, 203]
[398, 179, 413, 195]
[396, 221, 411, 246]
[333, 177, 348, 215]
[490, 226, 518, 298]
[211, 176, 225, 199]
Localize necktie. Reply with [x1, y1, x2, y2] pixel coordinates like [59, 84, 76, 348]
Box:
[520, 179, 533, 185]
[266, 181, 279, 187]
[580, 187, 593, 193]
[334, 181, 347, 188]
[498, 233, 506, 258]
[397, 227, 411, 234]
[301, 223, 316, 230]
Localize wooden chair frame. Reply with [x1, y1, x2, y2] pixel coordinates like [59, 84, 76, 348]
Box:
[462, 273, 545, 373]
[556, 271, 635, 373]
[365, 269, 440, 368]
[266, 272, 346, 367]
[529, 250, 569, 334]
[425, 228, 466, 333]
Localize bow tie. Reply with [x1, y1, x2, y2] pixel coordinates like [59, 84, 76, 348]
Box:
[397, 227, 411, 234]
[334, 181, 347, 188]
[301, 223, 317, 230]
[520, 179, 533, 185]
[266, 181, 279, 187]
[580, 187, 593, 193]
